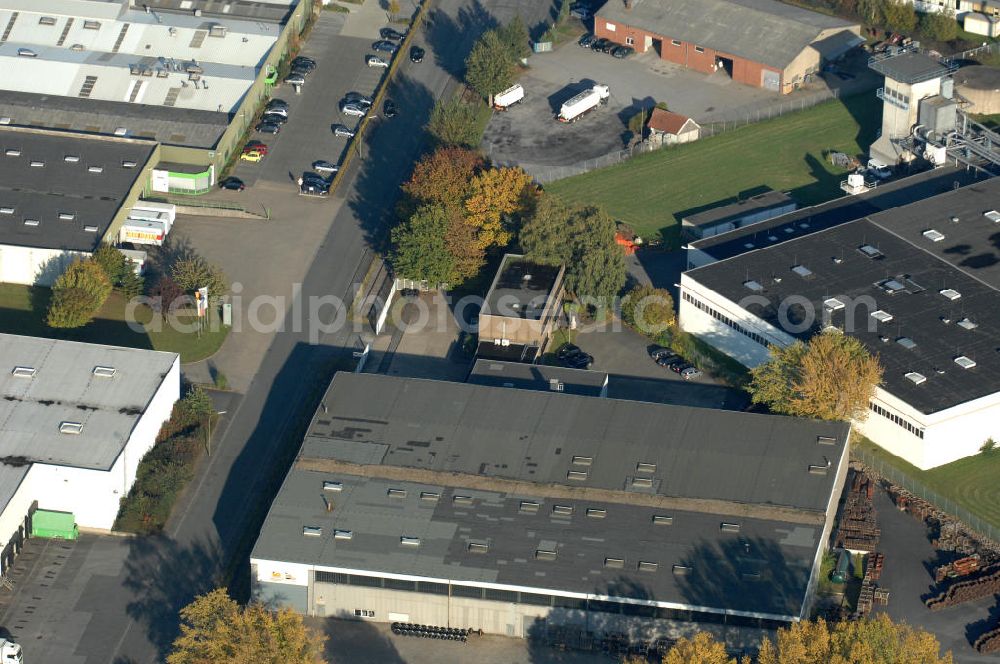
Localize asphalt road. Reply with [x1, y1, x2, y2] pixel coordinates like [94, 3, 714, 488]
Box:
[105, 0, 557, 662]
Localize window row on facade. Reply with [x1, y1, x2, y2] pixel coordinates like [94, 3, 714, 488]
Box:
[682, 291, 771, 347]
[868, 401, 925, 439]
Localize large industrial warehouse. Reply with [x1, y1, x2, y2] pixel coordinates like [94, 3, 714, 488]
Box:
[252, 373, 850, 641]
[0, 334, 179, 572]
[595, 0, 862, 93]
[680, 179, 1000, 470]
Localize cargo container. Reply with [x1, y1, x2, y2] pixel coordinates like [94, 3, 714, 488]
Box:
[31, 510, 79, 540]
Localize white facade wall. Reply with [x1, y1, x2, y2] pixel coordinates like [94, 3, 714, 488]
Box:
[0, 244, 90, 286]
[680, 273, 1000, 469]
[909, 0, 960, 13]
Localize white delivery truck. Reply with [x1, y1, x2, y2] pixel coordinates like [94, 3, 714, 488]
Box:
[494, 84, 525, 110]
[558, 84, 610, 122]
[119, 219, 167, 246]
[0, 638, 22, 662]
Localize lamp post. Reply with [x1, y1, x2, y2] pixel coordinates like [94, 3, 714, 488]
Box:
[205, 410, 227, 456]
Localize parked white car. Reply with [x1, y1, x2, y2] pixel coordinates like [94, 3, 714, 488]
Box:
[366, 55, 389, 68]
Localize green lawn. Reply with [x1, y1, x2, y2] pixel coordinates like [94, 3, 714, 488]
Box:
[546, 94, 881, 246]
[0, 283, 228, 363]
[854, 437, 1000, 533]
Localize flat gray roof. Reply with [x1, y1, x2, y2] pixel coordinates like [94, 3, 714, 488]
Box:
[0, 91, 230, 150]
[483, 255, 562, 320]
[683, 191, 795, 229]
[253, 470, 819, 619]
[0, 334, 177, 470]
[468, 359, 608, 397]
[599, 0, 857, 70]
[0, 128, 156, 251]
[869, 50, 952, 84]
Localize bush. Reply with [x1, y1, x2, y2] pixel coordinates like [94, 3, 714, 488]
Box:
[981, 438, 997, 454]
[46, 259, 112, 328]
[428, 96, 492, 148]
[620, 284, 675, 336]
[171, 257, 228, 299]
[919, 11, 959, 42]
[93, 245, 145, 299]
[148, 274, 187, 313]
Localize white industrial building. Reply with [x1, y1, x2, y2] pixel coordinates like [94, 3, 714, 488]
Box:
[0, 126, 157, 285]
[0, 334, 179, 572]
[680, 180, 1000, 470]
[0, 0, 283, 113]
[252, 373, 850, 642]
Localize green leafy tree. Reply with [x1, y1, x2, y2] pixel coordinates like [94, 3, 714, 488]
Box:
[390, 203, 458, 284]
[620, 284, 675, 336]
[178, 384, 214, 425]
[46, 259, 113, 328]
[919, 11, 958, 42]
[171, 257, 228, 298]
[465, 30, 516, 102]
[498, 15, 531, 62]
[168, 588, 327, 664]
[882, 0, 917, 32]
[520, 197, 626, 300]
[558, 0, 571, 24]
[748, 331, 883, 421]
[427, 96, 491, 148]
[93, 244, 144, 298]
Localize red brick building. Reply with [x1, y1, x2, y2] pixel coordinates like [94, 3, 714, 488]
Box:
[595, 0, 862, 94]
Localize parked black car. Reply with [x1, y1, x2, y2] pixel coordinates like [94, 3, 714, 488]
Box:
[380, 27, 406, 40]
[372, 40, 399, 54]
[261, 112, 288, 124]
[291, 56, 316, 71]
[590, 37, 610, 52]
[612, 45, 635, 58]
[342, 92, 373, 107]
[410, 46, 425, 63]
[557, 344, 594, 369]
[219, 177, 245, 191]
[578, 33, 596, 48]
[255, 121, 281, 134]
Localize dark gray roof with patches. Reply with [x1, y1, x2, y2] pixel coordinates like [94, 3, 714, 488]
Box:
[468, 359, 608, 397]
[598, 0, 856, 70]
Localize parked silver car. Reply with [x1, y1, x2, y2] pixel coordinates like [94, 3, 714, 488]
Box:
[332, 124, 356, 138]
[340, 102, 368, 118]
[366, 55, 389, 68]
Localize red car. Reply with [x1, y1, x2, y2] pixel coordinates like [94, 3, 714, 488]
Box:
[244, 141, 269, 155]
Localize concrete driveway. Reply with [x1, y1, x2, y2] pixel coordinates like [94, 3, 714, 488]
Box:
[482, 39, 782, 169]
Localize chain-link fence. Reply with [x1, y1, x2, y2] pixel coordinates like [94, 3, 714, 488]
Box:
[514, 88, 843, 183]
[852, 445, 1000, 545]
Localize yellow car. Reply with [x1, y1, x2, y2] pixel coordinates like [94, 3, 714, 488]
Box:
[240, 150, 264, 163]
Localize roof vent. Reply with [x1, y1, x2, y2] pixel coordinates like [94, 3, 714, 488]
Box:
[586, 508, 607, 519]
[635, 462, 656, 474]
[552, 504, 574, 516]
[400, 536, 421, 547]
[870, 310, 893, 323]
[905, 371, 927, 385]
[567, 470, 588, 481]
[64, 155, 80, 163]
[957, 317, 978, 330]
[114, 127, 128, 136]
[743, 280, 763, 292]
[604, 557, 625, 569]
[720, 522, 741, 533]
[92, 366, 116, 377]
[302, 526, 322, 537]
[922, 229, 945, 242]
[29, 161, 44, 168]
[88, 166, 104, 174]
[549, 379, 564, 392]
[122, 160, 137, 168]
[0, 118, 10, 125]
[5, 149, 21, 156]
[878, 278, 906, 294]
[896, 336, 916, 349]
[420, 491, 440, 502]
[519, 500, 539, 514]
[791, 265, 813, 278]
[468, 542, 489, 554]
[535, 549, 557, 561]
[11, 366, 36, 378]
[83, 226, 99, 233]
[638, 561, 658, 572]
[808, 464, 828, 476]
[985, 210, 1000, 223]
[858, 244, 883, 259]
[950, 216, 960, 223]
[572, 455, 593, 466]
[334, 529, 353, 540]
[387, 488, 407, 499]
[323, 481, 343, 492]
[955, 355, 977, 369]
[23, 219, 39, 227]
[817, 435, 837, 445]
[823, 297, 845, 311]
[631, 477, 653, 488]
[58, 213, 75, 221]
[453, 495, 473, 505]
[832, 256, 843, 264]
[940, 288, 961, 301]
[940, 316, 952, 324]
[0, 207, 13, 214]
[652, 515, 673, 525]
[672, 564, 691, 576]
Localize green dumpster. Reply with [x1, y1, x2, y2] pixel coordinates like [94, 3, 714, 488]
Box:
[31, 510, 79, 540]
[831, 549, 850, 584]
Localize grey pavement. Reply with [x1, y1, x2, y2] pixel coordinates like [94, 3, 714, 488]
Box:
[375, 292, 473, 381]
[871, 487, 1000, 664]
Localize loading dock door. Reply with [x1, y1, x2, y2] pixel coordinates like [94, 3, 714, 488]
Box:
[762, 69, 780, 91]
[644, 35, 653, 53]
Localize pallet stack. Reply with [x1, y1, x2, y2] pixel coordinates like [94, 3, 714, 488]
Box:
[836, 472, 880, 552]
[866, 553, 885, 581]
[925, 563, 1000, 610]
[934, 555, 980, 583]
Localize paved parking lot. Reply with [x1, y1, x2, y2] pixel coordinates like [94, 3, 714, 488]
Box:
[482, 39, 782, 169]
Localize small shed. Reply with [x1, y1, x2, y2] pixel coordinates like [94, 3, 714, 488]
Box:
[964, 12, 1000, 38]
[647, 109, 700, 147]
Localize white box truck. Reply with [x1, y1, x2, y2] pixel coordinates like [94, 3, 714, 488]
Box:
[494, 84, 525, 110]
[0, 639, 22, 662]
[558, 84, 610, 123]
